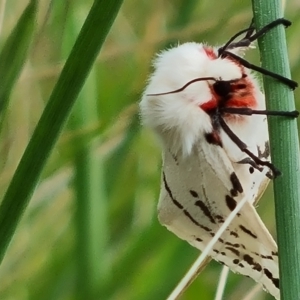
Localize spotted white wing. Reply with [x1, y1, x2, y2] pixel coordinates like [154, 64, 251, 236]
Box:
[159, 136, 279, 299]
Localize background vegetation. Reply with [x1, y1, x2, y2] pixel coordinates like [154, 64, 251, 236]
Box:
[0, 0, 299, 299]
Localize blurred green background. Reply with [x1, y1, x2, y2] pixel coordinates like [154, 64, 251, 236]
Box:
[0, 0, 299, 299]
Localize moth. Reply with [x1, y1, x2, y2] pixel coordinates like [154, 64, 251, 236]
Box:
[140, 18, 298, 299]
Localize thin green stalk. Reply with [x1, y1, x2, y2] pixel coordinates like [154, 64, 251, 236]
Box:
[0, 0, 123, 264]
[62, 4, 108, 298]
[252, 1, 300, 299]
[0, 0, 37, 116]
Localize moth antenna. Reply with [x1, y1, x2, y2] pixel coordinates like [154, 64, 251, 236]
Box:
[147, 77, 245, 97]
[218, 117, 281, 177]
[146, 77, 216, 96]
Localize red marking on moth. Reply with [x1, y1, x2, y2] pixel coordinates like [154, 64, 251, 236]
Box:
[200, 99, 217, 111]
[200, 74, 258, 113]
[227, 76, 257, 109]
[203, 47, 217, 59]
[226, 95, 257, 108]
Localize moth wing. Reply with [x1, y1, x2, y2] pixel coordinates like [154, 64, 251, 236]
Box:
[250, 116, 271, 205]
[222, 114, 271, 206]
[159, 140, 279, 299]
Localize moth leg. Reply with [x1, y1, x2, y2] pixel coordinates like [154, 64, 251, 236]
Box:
[222, 51, 298, 90]
[244, 18, 291, 44]
[219, 18, 291, 54]
[218, 117, 281, 178]
[237, 157, 263, 172]
[221, 107, 299, 118]
[219, 17, 298, 90]
[218, 25, 255, 54]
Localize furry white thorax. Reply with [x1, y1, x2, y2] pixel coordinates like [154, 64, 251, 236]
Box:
[140, 42, 265, 158]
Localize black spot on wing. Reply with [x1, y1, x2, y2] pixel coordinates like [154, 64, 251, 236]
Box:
[162, 172, 183, 209]
[266, 171, 274, 179]
[230, 173, 243, 194]
[183, 209, 211, 232]
[239, 225, 257, 239]
[225, 195, 237, 211]
[230, 189, 238, 197]
[243, 254, 262, 272]
[264, 268, 279, 288]
[189, 190, 199, 198]
[257, 141, 270, 159]
[253, 252, 274, 260]
[195, 200, 216, 224]
[189, 190, 216, 224]
[163, 172, 213, 233]
[225, 242, 240, 248]
[230, 231, 238, 238]
[205, 131, 222, 147]
[225, 246, 240, 257]
[215, 215, 224, 223]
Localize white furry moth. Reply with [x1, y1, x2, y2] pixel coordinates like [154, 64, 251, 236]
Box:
[140, 18, 298, 300]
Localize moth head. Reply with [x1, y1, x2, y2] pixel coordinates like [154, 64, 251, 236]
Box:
[139, 43, 249, 156]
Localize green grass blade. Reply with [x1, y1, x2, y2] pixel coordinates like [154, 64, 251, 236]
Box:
[0, 0, 37, 115]
[62, 4, 108, 297]
[0, 0, 124, 264]
[252, 1, 300, 299]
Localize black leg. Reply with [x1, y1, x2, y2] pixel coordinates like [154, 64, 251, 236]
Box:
[218, 116, 281, 178]
[218, 18, 298, 90]
[221, 107, 299, 118]
[243, 18, 255, 39]
[219, 18, 291, 54]
[237, 157, 264, 172]
[218, 27, 254, 56]
[222, 51, 298, 90]
[246, 18, 291, 44]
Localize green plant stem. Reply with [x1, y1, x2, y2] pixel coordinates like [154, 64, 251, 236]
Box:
[62, 5, 108, 297]
[0, 0, 123, 264]
[0, 0, 37, 116]
[252, 1, 300, 299]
